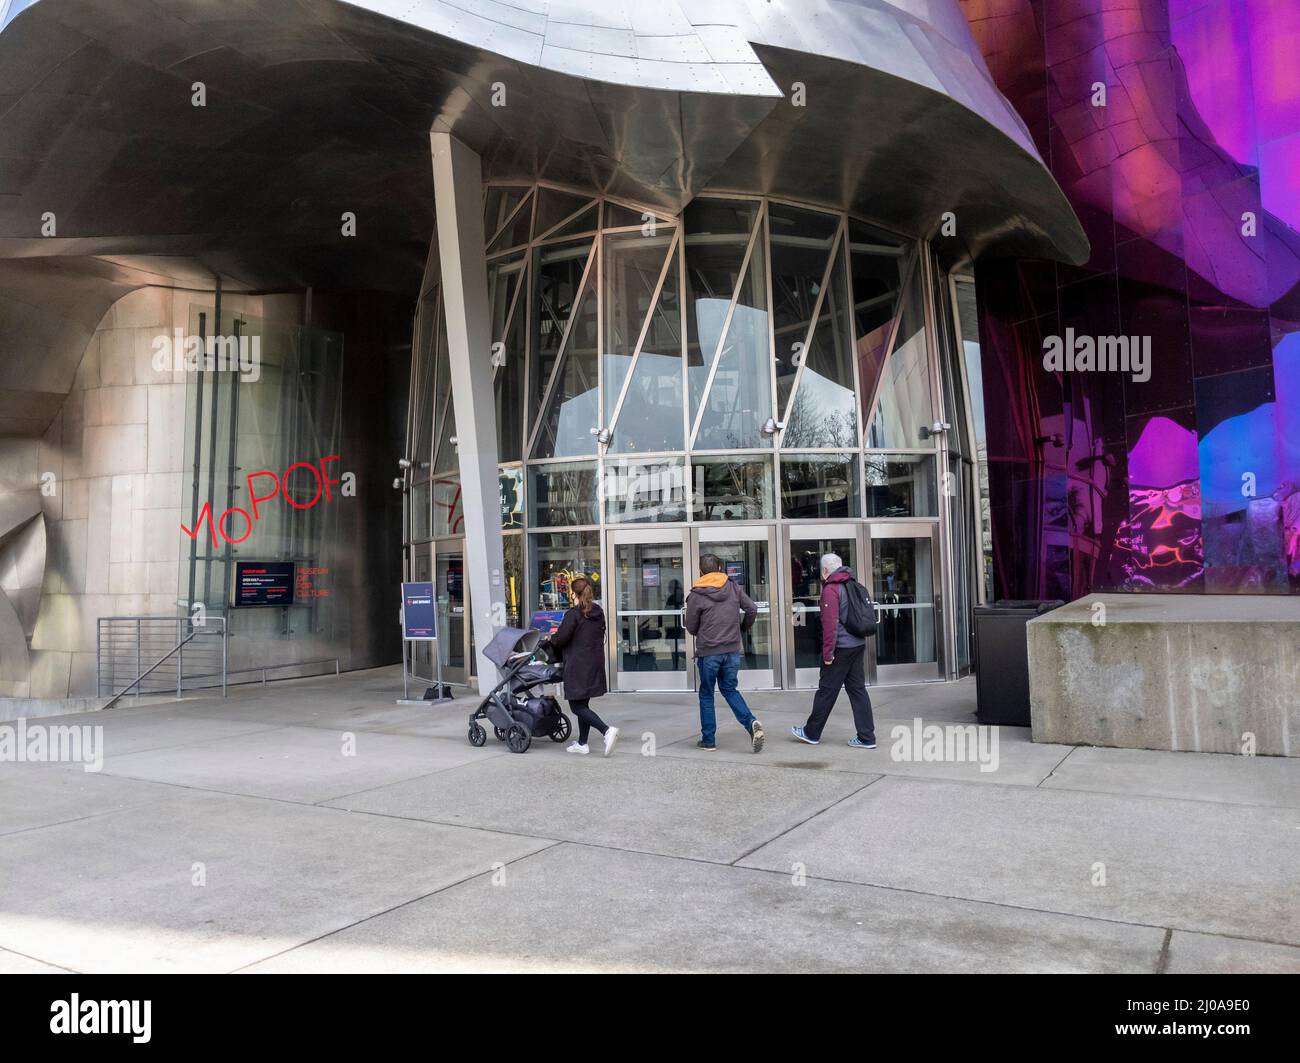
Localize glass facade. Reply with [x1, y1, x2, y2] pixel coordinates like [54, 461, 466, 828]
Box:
[404, 184, 984, 687]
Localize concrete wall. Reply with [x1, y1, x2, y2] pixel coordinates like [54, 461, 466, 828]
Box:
[1028, 593, 1300, 757]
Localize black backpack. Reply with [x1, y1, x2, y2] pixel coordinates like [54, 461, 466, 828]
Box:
[838, 579, 878, 638]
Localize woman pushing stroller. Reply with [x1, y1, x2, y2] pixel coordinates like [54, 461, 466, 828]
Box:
[547, 577, 618, 757]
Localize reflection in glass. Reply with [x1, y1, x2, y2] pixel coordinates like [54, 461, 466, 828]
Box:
[871, 537, 937, 665]
[531, 532, 602, 615]
[529, 461, 598, 526]
[609, 251, 683, 453]
[780, 453, 859, 518]
[533, 274, 599, 458]
[484, 187, 528, 243]
[489, 255, 526, 461]
[499, 467, 524, 529]
[487, 190, 533, 252]
[701, 539, 772, 671]
[692, 456, 774, 520]
[603, 457, 687, 523]
[768, 203, 839, 414]
[790, 536, 856, 669]
[410, 480, 432, 541]
[851, 222, 909, 425]
[784, 236, 857, 447]
[863, 455, 938, 517]
[603, 229, 675, 425]
[614, 541, 687, 673]
[532, 240, 593, 416]
[694, 246, 771, 450]
[431, 471, 462, 537]
[410, 290, 438, 474]
[865, 266, 932, 448]
[684, 199, 759, 419]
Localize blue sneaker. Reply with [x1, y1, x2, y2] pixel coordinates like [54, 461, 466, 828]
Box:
[848, 737, 877, 749]
[791, 726, 819, 745]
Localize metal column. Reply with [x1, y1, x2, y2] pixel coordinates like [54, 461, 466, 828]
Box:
[429, 132, 506, 690]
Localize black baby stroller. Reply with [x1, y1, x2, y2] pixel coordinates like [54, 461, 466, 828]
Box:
[467, 627, 571, 753]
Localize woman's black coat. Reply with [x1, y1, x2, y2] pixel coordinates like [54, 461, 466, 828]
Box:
[548, 603, 608, 700]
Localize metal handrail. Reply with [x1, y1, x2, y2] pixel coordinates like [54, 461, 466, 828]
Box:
[97, 615, 227, 705]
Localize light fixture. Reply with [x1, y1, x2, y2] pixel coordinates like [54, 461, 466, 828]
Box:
[918, 420, 951, 440]
[397, 457, 412, 469]
[391, 477, 403, 489]
[591, 426, 612, 446]
[761, 417, 785, 437]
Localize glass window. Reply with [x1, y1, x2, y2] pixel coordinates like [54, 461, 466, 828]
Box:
[864, 264, 933, 448]
[487, 190, 533, 253]
[484, 186, 528, 243]
[409, 480, 432, 542]
[533, 268, 599, 459]
[532, 239, 593, 416]
[528, 461, 598, 526]
[410, 290, 439, 476]
[783, 236, 857, 447]
[502, 532, 523, 629]
[863, 454, 938, 517]
[610, 246, 683, 454]
[431, 471, 462, 536]
[683, 199, 760, 419]
[531, 531, 602, 616]
[602, 457, 687, 523]
[533, 187, 594, 239]
[768, 203, 839, 415]
[499, 466, 524, 529]
[850, 222, 909, 426]
[693, 242, 771, 450]
[603, 228, 676, 426]
[780, 453, 859, 518]
[612, 540, 688, 674]
[489, 256, 527, 461]
[691, 455, 774, 521]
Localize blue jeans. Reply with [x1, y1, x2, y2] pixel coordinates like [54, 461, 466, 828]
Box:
[697, 652, 755, 744]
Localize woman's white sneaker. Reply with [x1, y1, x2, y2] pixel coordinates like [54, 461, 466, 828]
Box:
[603, 727, 620, 757]
[566, 742, 589, 755]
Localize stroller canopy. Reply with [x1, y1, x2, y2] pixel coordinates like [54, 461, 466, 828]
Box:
[483, 627, 541, 669]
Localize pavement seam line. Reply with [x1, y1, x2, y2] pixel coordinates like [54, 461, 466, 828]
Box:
[227, 840, 566, 973]
[726, 774, 887, 866]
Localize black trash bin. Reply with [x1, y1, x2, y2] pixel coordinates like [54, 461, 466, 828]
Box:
[973, 600, 1064, 726]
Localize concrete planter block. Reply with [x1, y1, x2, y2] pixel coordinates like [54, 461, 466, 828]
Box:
[1028, 594, 1300, 757]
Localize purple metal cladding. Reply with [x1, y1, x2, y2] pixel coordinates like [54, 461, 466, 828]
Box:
[961, 0, 1300, 597]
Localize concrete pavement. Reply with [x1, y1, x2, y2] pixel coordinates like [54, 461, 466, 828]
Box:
[0, 666, 1296, 973]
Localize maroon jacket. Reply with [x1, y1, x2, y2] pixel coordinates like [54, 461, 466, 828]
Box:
[819, 567, 866, 662]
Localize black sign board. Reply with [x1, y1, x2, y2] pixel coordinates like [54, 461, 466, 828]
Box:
[233, 561, 296, 607]
[401, 582, 437, 640]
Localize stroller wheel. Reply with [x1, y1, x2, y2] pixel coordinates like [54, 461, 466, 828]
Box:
[549, 714, 572, 742]
[493, 726, 507, 742]
[505, 724, 531, 754]
[468, 722, 487, 747]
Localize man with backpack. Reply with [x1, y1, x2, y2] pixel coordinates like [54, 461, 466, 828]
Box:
[684, 553, 764, 752]
[792, 553, 877, 749]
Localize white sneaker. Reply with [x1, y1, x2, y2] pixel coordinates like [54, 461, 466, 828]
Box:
[566, 742, 589, 755]
[603, 727, 620, 757]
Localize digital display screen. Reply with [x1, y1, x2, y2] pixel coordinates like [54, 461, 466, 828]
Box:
[233, 561, 296, 607]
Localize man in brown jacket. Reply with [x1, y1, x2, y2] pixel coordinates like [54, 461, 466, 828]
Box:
[684, 554, 764, 752]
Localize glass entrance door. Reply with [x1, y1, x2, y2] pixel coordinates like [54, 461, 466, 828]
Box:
[869, 523, 942, 683]
[608, 529, 690, 690]
[434, 540, 471, 685]
[784, 525, 861, 688]
[696, 526, 777, 689]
